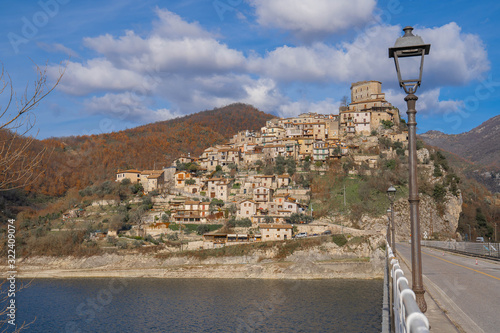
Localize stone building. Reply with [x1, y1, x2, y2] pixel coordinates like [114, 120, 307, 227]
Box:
[340, 81, 400, 135]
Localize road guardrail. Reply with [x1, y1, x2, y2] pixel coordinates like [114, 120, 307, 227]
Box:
[422, 241, 500, 260]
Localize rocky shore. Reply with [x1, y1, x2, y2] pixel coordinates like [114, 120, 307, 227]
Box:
[6, 235, 386, 280]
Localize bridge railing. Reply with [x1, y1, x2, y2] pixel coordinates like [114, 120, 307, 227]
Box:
[387, 245, 429, 333]
[422, 241, 500, 259]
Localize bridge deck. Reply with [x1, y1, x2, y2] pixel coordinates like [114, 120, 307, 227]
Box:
[395, 244, 459, 332]
[397, 242, 500, 333]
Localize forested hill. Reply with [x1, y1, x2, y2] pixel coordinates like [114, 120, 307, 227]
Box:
[28, 103, 274, 196]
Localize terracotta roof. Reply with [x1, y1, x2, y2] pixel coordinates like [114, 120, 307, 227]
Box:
[116, 169, 141, 174]
[240, 199, 257, 204]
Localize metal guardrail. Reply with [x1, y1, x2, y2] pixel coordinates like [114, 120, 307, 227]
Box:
[387, 245, 429, 333]
[421, 241, 500, 260]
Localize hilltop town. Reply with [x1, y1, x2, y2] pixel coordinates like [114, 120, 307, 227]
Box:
[105, 81, 409, 248]
[7, 80, 465, 279]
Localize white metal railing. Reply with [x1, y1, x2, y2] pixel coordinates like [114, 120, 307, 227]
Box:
[388, 245, 429, 333]
[421, 240, 500, 258]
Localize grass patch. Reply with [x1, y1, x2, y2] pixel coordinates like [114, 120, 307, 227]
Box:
[312, 173, 409, 219]
[348, 236, 369, 246]
[156, 237, 328, 261]
[168, 223, 223, 233]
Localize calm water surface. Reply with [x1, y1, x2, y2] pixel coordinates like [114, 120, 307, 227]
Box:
[13, 278, 382, 332]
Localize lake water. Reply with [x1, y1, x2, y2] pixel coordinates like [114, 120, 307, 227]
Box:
[10, 278, 382, 332]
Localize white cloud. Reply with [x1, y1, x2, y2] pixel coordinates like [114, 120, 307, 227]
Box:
[46, 6, 488, 126]
[249, 0, 377, 40]
[37, 42, 79, 57]
[84, 92, 182, 122]
[249, 23, 489, 88]
[385, 88, 463, 115]
[51, 59, 150, 95]
[278, 99, 340, 118]
[152, 8, 215, 39]
[53, 8, 246, 98]
[419, 22, 490, 86]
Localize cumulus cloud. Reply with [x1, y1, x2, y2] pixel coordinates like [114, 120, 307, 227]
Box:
[83, 32, 245, 74]
[249, 0, 377, 40]
[152, 8, 215, 39]
[419, 22, 490, 86]
[385, 88, 463, 115]
[278, 99, 340, 118]
[249, 23, 489, 88]
[84, 92, 182, 122]
[46, 6, 488, 125]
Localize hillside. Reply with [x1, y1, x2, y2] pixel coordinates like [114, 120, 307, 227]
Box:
[18, 103, 274, 196]
[419, 115, 500, 169]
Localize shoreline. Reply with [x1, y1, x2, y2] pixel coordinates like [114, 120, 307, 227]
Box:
[4, 257, 384, 280]
[5, 236, 386, 280]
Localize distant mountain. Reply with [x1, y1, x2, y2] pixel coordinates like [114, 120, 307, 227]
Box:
[419, 115, 500, 193]
[419, 115, 500, 169]
[20, 103, 274, 196]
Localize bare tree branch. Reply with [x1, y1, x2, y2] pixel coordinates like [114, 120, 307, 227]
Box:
[0, 61, 65, 191]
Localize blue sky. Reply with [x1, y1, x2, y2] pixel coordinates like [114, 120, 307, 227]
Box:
[1, 0, 499, 139]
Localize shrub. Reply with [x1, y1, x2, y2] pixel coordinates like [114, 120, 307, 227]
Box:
[379, 137, 392, 150]
[433, 165, 443, 177]
[263, 216, 274, 223]
[167, 233, 179, 241]
[392, 141, 403, 150]
[236, 218, 252, 227]
[130, 183, 143, 194]
[432, 183, 447, 202]
[385, 159, 396, 170]
[381, 120, 393, 129]
[416, 140, 425, 150]
[117, 239, 128, 249]
[332, 234, 348, 247]
[197, 224, 210, 235]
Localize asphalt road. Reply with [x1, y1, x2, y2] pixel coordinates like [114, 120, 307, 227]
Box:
[397, 243, 500, 333]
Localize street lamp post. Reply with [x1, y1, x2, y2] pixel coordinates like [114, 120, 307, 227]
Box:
[467, 223, 471, 242]
[389, 26, 430, 313]
[387, 186, 397, 253]
[386, 208, 392, 245]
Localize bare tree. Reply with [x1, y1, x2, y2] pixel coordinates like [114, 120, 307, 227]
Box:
[340, 95, 349, 107]
[0, 61, 65, 191]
